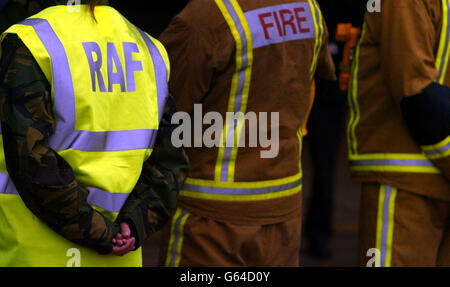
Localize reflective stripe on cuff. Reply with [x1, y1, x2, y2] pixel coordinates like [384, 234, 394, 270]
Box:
[349, 154, 441, 174]
[422, 136, 450, 160]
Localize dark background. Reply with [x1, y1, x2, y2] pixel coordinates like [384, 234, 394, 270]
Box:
[109, 1, 189, 37]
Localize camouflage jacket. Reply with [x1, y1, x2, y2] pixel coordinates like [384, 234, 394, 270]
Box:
[0, 8, 188, 254]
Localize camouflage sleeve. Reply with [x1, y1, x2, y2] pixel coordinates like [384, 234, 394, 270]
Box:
[0, 34, 119, 254]
[116, 95, 189, 248]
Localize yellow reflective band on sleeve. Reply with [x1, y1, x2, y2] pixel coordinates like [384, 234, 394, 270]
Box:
[436, 0, 450, 84]
[349, 153, 441, 174]
[347, 23, 366, 156]
[376, 185, 397, 267]
[352, 165, 440, 174]
[165, 208, 190, 267]
[308, 0, 324, 79]
[213, 0, 253, 183]
[421, 135, 450, 160]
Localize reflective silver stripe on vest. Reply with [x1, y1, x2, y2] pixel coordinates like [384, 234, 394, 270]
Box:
[86, 187, 130, 213]
[183, 178, 303, 195]
[137, 28, 169, 122]
[0, 173, 18, 195]
[19, 18, 168, 152]
[0, 173, 129, 213]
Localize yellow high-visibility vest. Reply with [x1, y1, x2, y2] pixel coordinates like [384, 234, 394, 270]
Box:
[0, 5, 169, 267]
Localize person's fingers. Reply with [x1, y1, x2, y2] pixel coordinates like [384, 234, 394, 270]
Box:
[121, 238, 134, 253]
[112, 246, 127, 256]
[112, 240, 130, 255]
[112, 240, 124, 248]
[112, 245, 122, 254]
[130, 238, 136, 251]
[115, 233, 125, 246]
[120, 222, 131, 238]
[115, 238, 136, 256]
[129, 238, 135, 249]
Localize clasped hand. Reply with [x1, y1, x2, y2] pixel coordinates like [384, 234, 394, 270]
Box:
[112, 222, 136, 256]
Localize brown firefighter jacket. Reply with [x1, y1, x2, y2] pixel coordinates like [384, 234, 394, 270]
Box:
[349, 0, 450, 201]
[160, 0, 335, 224]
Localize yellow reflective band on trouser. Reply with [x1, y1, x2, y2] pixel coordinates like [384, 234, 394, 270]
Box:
[436, 0, 450, 84]
[350, 154, 441, 174]
[180, 173, 303, 202]
[165, 208, 190, 267]
[213, 0, 253, 183]
[376, 185, 397, 267]
[308, 0, 324, 79]
[421, 135, 450, 160]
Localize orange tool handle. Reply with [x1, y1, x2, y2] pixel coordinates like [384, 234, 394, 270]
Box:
[336, 23, 361, 91]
